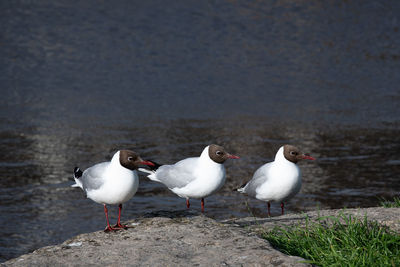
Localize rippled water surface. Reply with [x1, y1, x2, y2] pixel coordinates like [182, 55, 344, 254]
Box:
[1, 0, 400, 262]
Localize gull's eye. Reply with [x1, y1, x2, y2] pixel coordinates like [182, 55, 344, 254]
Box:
[216, 151, 223, 156]
[128, 157, 133, 161]
[290, 151, 298, 156]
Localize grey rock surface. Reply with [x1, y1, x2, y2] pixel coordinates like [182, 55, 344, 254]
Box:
[3, 208, 399, 266]
[224, 207, 400, 234]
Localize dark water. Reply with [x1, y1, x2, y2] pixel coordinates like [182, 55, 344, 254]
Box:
[1, 0, 400, 262]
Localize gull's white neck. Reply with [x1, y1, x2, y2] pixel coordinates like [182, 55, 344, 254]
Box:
[200, 146, 210, 159]
[199, 145, 220, 167]
[111, 151, 121, 166]
[274, 146, 289, 164]
[109, 151, 132, 173]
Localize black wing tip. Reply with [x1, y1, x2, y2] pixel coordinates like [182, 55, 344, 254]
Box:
[233, 182, 248, 192]
[147, 160, 162, 171]
[74, 167, 83, 178]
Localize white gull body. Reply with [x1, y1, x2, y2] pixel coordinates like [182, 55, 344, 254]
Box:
[239, 146, 301, 202]
[72, 150, 154, 231]
[146, 146, 225, 199]
[140, 144, 239, 211]
[73, 151, 139, 204]
[238, 145, 314, 216]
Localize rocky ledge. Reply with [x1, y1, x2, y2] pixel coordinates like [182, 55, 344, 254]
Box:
[2, 207, 399, 266]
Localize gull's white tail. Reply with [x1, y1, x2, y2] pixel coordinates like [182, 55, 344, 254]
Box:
[138, 168, 154, 175]
[71, 167, 83, 188]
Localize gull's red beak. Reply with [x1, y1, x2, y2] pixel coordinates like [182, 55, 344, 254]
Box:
[302, 154, 315, 160]
[140, 160, 156, 166]
[228, 154, 240, 159]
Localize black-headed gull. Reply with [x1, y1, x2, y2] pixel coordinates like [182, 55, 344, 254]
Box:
[140, 144, 239, 212]
[237, 145, 315, 216]
[72, 150, 154, 232]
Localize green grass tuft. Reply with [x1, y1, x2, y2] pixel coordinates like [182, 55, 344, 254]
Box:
[262, 213, 400, 267]
[380, 196, 400, 208]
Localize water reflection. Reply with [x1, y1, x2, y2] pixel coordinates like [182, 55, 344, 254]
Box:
[313, 127, 400, 206]
[0, 125, 42, 187]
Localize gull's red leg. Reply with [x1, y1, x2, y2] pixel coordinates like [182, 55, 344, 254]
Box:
[186, 199, 190, 209]
[104, 204, 117, 232]
[201, 198, 205, 213]
[114, 204, 127, 229]
[281, 202, 284, 215]
[267, 202, 271, 217]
